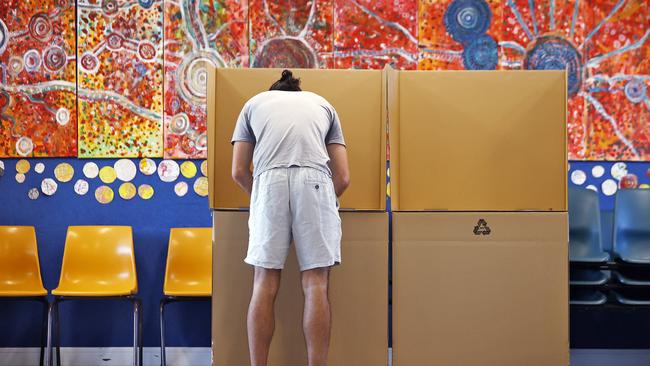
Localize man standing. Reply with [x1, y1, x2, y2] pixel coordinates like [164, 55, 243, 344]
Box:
[231, 70, 350, 366]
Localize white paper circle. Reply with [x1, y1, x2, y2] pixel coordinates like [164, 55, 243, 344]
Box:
[41, 178, 58, 196]
[602, 179, 618, 196]
[592, 165, 605, 178]
[15, 173, 25, 183]
[174, 181, 189, 197]
[28, 188, 39, 200]
[74, 179, 89, 195]
[83, 162, 99, 179]
[570, 170, 586, 185]
[0, 160, 4, 170]
[611, 162, 628, 181]
[114, 159, 137, 182]
[586, 185, 598, 192]
[34, 163, 45, 174]
[157, 160, 180, 182]
[139, 158, 157, 175]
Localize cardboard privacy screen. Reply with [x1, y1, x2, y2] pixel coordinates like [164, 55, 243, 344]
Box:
[207, 68, 386, 210]
[388, 69, 568, 211]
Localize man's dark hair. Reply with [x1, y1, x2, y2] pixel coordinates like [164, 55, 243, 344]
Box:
[269, 70, 302, 91]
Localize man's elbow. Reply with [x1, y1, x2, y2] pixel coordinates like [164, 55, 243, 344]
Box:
[339, 173, 351, 191]
[231, 167, 248, 185]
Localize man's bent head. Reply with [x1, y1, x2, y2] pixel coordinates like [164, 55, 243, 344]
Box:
[269, 69, 302, 92]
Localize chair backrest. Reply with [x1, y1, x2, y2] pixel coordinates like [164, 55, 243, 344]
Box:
[568, 187, 603, 250]
[614, 189, 650, 250]
[58, 226, 137, 294]
[164, 228, 212, 296]
[0, 226, 46, 294]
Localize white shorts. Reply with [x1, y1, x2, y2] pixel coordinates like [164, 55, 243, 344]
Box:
[245, 167, 342, 272]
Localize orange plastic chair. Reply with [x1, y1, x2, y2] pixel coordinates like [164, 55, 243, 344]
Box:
[0, 226, 48, 366]
[160, 228, 212, 366]
[46, 226, 142, 366]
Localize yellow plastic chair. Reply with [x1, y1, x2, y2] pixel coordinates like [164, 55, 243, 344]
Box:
[46, 226, 142, 366]
[160, 228, 212, 366]
[0, 226, 48, 366]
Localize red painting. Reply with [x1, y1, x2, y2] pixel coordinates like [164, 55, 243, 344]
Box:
[0, 0, 77, 157]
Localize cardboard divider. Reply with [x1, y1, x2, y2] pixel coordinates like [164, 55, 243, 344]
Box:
[212, 211, 389, 366]
[207, 67, 386, 210]
[392, 212, 569, 366]
[388, 70, 567, 212]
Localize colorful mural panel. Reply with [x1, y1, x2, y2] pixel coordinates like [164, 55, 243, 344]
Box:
[77, 0, 164, 158]
[0, 0, 77, 157]
[163, 0, 248, 159]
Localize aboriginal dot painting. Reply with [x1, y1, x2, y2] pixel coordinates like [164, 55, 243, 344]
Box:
[0, 0, 78, 157]
[163, 0, 248, 159]
[0, 0, 648, 161]
[77, 0, 164, 158]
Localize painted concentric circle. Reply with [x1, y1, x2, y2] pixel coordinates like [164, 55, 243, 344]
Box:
[29, 13, 53, 43]
[24, 49, 41, 72]
[106, 33, 124, 51]
[462, 35, 498, 70]
[0, 19, 8, 56]
[524, 36, 583, 96]
[16, 136, 34, 157]
[79, 52, 100, 74]
[8, 56, 24, 75]
[253, 38, 316, 68]
[176, 50, 224, 104]
[137, 40, 157, 62]
[444, 0, 492, 43]
[195, 133, 207, 151]
[102, 0, 119, 16]
[56, 107, 70, 126]
[139, 0, 155, 8]
[43, 45, 67, 73]
[624, 79, 646, 104]
[170, 113, 190, 135]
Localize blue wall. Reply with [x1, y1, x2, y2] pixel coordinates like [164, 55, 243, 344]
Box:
[2, 159, 650, 348]
[0, 158, 212, 347]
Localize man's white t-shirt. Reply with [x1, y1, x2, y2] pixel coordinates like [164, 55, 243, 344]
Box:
[231, 90, 346, 178]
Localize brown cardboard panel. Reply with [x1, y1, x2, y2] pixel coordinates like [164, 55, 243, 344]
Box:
[212, 211, 388, 366]
[207, 68, 386, 210]
[391, 70, 567, 211]
[393, 212, 569, 366]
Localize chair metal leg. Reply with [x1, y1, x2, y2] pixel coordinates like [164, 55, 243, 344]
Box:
[160, 299, 167, 366]
[39, 299, 48, 366]
[55, 301, 61, 366]
[45, 301, 55, 366]
[138, 299, 143, 366]
[132, 299, 140, 366]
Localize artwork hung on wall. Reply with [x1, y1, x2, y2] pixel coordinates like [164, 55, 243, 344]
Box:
[0, 0, 78, 157]
[163, 0, 248, 159]
[249, 0, 333, 68]
[77, 0, 164, 158]
[333, 0, 419, 70]
[0, 0, 647, 161]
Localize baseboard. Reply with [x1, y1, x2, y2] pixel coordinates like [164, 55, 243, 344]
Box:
[571, 349, 650, 366]
[0, 347, 211, 366]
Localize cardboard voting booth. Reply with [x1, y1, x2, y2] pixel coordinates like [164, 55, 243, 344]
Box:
[389, 70, 569, 366]
[207, 68, 388, 366]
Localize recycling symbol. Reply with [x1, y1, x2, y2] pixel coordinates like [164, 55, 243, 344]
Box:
[473, 219, 491, 236]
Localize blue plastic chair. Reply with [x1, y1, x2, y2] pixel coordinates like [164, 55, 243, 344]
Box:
[613, 288, 650, 306]
[570, 288, 607, 306]
[569, 187, 610, 263]
[613, 189, 650, 264]
[570, 268, 610, 286]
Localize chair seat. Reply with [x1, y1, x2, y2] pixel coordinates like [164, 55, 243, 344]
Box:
[569, 249, 610, 263]
[164, 281, 211, 297]
[52, 282, 136, 297]
[613, 291, 650, 306]
[0, 288, 47, 297]
[570, 289, 607, 305]
[613, 270, 650, 286]
[570, 269, 610, 286]
[615, 241, 650, 264]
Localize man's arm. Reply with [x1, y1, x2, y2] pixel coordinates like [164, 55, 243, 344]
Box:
[232, 141, 254, 195]
[327, 143, 350, 197]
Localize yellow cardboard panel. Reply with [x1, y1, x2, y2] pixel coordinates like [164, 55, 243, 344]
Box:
[207, 68, 386, 210]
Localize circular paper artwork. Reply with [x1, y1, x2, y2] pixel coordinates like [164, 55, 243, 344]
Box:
[34, 163, 45, 174]
[41, 178, 58, 196]
[640, 184, 650, 189]
[174, 181, 189, 197]
[138, 184, 155, 200]
[591, 165, 605, 178]
[15, 173, 26, 183]
[586, 185, 598, 192]
[200, 160, 208, 177]
[139, 158, 157, 176]
[16, 159, 30, 174]
[114, 159, 137, 182]
[193, 177, 208, 197]
[0, 160, 4, 171]
[74, 179, 89, 195]
[620, 174, 639, 189]
[54, 163, 74, 182]
[83, 162, 100, 179]
[28, 188, 40, 200]
[99, 166, 117, 184]
[119, 182, 137, 200]
[95, 186, 115, 204]
[570, 170, 586, 185]
[601, 179, 618, 196]
[180, 161, 197, 178]
[611, 162, 628, 181]
[158, 160, 180, 182]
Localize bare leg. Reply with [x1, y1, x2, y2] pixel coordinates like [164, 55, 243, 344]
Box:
[301, 267, 331, 366]
[248, 267, 281, 366]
